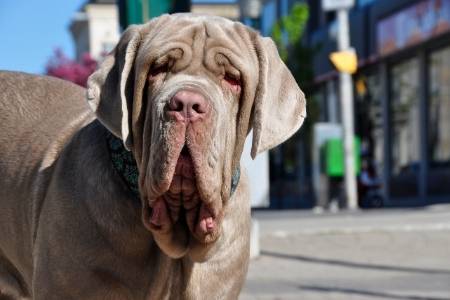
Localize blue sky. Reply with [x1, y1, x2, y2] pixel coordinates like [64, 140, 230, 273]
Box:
[0, 0, 86, 74]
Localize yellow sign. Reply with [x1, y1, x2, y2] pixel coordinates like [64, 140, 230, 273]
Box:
[329, 50, 358, 74]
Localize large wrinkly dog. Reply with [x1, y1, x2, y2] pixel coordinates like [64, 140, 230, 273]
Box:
[0, 14, 306, 299]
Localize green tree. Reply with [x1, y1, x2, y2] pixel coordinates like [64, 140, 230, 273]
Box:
[271, 3, 313, 86]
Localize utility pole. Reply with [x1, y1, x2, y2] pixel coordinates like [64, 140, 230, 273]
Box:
[322, 0, 358, 210]
[337, 8, 358, 210]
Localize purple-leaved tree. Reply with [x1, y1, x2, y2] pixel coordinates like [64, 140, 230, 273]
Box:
[46, 49, 97, 87]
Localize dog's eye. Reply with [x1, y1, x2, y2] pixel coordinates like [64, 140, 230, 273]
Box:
[149, 64, 168, 79]
[224, 73, 241, 91]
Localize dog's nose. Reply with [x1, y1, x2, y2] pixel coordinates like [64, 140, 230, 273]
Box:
[168, 90, 208, 122]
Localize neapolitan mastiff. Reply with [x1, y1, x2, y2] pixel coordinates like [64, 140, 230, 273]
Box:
[0, 14, 306, 299]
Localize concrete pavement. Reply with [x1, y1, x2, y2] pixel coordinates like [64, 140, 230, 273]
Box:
[240, 205, 450, 300]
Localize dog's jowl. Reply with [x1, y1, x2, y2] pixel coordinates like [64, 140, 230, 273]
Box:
[0, 13, 306, 300]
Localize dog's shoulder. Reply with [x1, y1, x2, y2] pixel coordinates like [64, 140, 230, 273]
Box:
[0, 71, 93, 139]
[0, 71, 95, 186]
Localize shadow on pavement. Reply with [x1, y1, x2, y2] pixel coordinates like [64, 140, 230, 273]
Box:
[261, 251, 450, 275]
[297, 285, 450, 300]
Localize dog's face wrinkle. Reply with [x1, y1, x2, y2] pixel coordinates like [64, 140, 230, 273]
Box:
[142, 27, 247, 90]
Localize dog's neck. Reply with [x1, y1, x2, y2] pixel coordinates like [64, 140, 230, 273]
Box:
[106, 132, 140, 196]
[105, 132, 240, 198]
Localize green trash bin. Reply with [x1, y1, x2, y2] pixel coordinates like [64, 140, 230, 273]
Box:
[324, 137, 361, 177]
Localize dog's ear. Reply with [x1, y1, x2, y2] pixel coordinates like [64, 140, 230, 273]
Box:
[86, 25, 142, 150]
[251, 36, 306, 159]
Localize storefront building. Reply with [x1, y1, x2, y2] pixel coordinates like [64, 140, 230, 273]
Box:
[306, 0, 450, 205]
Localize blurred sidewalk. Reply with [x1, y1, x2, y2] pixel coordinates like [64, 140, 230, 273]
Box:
[241, 204, 450, 300]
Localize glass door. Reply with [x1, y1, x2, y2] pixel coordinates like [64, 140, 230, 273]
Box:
[428, 46, 450, 196]
[389, 58, 420, 198]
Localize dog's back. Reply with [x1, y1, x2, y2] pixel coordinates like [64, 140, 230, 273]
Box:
[0, 71, 93, 296]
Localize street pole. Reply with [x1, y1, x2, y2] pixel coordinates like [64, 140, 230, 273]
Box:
[337, 9, 358, 210]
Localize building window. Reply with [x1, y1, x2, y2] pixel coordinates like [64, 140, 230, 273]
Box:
[389, 58, 420, 197]
[428, 46, 450, 196]
[356, 72, 383, 174]
[261, 0, 277, 36]
[367, 74, 384, 170]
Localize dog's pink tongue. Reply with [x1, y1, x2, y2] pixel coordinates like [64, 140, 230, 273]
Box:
[197, 203, 215, 234]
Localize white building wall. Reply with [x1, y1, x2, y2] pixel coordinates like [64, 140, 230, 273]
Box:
[241, 132, 270, 208]
[191, 4, 240, 19]
[85, 4, 120, 60]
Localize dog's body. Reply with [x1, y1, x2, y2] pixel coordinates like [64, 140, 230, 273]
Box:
[0, 72, 251, 299]
[0, 14, 305, 299]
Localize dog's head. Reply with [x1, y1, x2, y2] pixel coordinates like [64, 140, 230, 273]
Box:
[87, 14, 306, 260]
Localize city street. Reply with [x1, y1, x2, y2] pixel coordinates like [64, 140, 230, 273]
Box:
[241, 205, 450, 300]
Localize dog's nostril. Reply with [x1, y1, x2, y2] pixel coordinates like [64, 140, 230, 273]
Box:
[170, 99, 183, 112]
[192, 103, 200, 113]
[181, 146, 189, 156]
